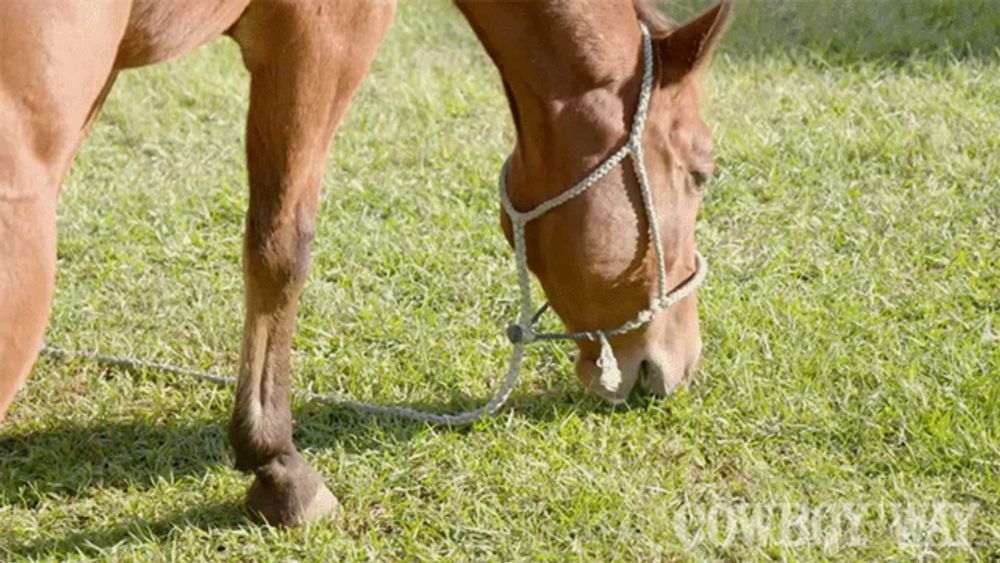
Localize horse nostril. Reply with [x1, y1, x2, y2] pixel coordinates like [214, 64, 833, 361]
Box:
[639, 351, 687, 397]
[639, 359, 660, 393]
[638, 359, 652, 391]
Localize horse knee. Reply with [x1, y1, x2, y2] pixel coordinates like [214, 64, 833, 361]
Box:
[244, 213, 316, 301]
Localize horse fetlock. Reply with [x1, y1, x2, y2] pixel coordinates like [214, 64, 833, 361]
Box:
[227, 412, 294, 472]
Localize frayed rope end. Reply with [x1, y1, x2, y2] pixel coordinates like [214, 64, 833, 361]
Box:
[596, 334, 622, 393]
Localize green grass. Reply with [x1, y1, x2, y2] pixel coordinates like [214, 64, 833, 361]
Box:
[2, 0, 998, 559]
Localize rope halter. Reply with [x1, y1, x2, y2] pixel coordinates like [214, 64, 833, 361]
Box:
[498, 23, 708, 394]
[40, 22, 708, 427]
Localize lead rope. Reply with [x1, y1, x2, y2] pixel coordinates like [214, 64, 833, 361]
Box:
[39, 23, 705, 426]
[41, 342, 525, 426]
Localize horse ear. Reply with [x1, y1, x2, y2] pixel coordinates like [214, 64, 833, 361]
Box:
[657, 1, 732, 81]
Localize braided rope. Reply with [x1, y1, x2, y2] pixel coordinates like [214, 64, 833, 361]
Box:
[41, 342, 525, 426]
[40, 23, 705, 425]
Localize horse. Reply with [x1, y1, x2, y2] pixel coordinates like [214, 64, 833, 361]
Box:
[0, 0, 730, 526]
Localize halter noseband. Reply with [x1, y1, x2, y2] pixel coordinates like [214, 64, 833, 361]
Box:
[498, 23, 708, 394]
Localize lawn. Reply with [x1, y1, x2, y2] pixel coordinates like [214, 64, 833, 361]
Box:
[1, 0, 998, 560]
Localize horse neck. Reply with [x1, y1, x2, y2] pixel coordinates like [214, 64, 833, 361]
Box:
[457, 1, 645, 207]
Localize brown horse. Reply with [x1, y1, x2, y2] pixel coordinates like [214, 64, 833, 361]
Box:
[0, 0, 730, 525]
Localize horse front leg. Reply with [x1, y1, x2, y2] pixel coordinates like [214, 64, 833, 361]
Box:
[0, 2, 127, 422]
[227, 0, 395, 527]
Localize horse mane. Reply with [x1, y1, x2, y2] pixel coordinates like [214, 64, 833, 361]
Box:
[633, 0, 675, 37]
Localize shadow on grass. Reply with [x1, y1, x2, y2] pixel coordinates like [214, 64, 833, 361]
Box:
[669, 0, 1000, 64]
[0, 415, 228, 507]
[0, 372, 608, 504]
[1, 499, 249, 559]
[0, 356, 662, 557]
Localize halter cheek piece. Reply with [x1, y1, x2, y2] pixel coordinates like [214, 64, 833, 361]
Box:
[41, 23, 707, 426]
[499, 23, 707, 394]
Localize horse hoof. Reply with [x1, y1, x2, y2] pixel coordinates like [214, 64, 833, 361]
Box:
[300, 482, 343, 525]
[246, 476, 342, 527]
